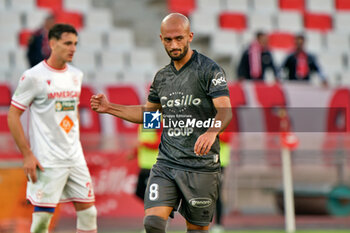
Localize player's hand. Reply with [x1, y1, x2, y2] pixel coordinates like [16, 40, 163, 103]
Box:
[90, 94, 109, 113]
[194, 131, 217, 156]
[23, 152, 44, 183]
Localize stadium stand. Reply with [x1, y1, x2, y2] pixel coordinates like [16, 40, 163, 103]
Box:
[0, 83, 11, 132]
[219, 12, 247, 31]
[167, 0, 195, 16]
[279, 0, 305, 11]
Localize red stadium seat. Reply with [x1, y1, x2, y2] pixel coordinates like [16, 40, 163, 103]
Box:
[79, 85, 101, 134]
[279, 0, 305, 11]
[304, 13, 332, 32]
[226, 83, 246, 133]
[18, 29, 33, 47]
[168, 0, 196, 16]
[336, 0, 350, 11]
[0, 84, 11, 132]
[219, 12, 246, 32]
[37, 0, 62, 11]
[106, 86, 140, 134]
[268, 32, 295, 51]
[54, 10, 83, 30]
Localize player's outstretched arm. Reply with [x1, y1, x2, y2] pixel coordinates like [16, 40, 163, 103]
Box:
[90, 93, 161, 124]
[194, 96, 232, 155]
[7, 106, 44, 183]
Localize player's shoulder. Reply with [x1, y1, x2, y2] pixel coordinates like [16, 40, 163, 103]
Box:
[195, 51, 220, 70]
[22, 61, 46, 79]
[67, 63, 83, 76]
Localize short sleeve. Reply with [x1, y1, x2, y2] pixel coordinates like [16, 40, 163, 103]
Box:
[207, 66, 230, 98]
[11, 73, 41, 110]
[147, 78, 160, 103]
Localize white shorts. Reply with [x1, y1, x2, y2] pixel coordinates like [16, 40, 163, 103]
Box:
[27, 165, 95, 207]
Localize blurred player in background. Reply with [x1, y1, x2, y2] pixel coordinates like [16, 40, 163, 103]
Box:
[91, 13, 232, 233]
[280, 34, 328, 86]
[27, 14, 55, 67]
[8, 24, 97, 233]
[237, 31, 277, 81]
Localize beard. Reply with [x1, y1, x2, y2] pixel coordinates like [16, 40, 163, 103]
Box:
[166, 44, 189, 61]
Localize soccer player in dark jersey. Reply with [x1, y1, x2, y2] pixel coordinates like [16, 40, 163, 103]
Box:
[90, 13, 232, 233]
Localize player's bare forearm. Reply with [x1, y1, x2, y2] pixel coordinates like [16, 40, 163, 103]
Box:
[208, 96, 232, 135]
[90, 93, 161, 124]
[194, 96, 232, 155]
[105, 103, 145, 123]
[7, 105, 32, 157]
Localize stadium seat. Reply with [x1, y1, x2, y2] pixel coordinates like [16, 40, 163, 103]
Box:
[248, 13, 274, 32]
[209, 30, 241, 58]
[226, 83, 246, 133]
[167, 0, 196, 16]
[336, 0, 350, 11]
[226, 0, 250, 13]
[0, 51, 11, 72]
[268, 32, 295, 51]
[304, 31, 324, 53]
[190, 10, 219, 37]
[79, 85, 101, 134]
[72, 49, 97, 73]
[318, 52, 345, 78]
[196, 0, 222, 12]
[272, 50, 289, 67]
[129, 48, 157, 74]
[275, 11, 303, 33]
[106, 85, 140, 134]
[18, 29, 32, 47]
[78, 29, 105, 50]
[92, 70, 120, 85]
[0, 11, 22, 31]
[0, 30, 18, 51]
[334, 12, 350, 33]
[64, 0, 91, 13]
[304, 12, 332, 32]
[54, 10, 83, 30]
[13, 47, 29, 70]
[0, 0, 6, 10]
[252, 0, 278, 13]
[0, 83, 11, 132]
[306, 0, 334, 14]
[325, 32, 350, 52]
[107, 28, 135, 52]
[100, 50, 126, 72]
[279, 0, 305, 12]
[84, 9, 113, 31]
[37, 0, 62, 11]
[219, 12, 246, 32]
[24, 8, 51, 30]
[9, 0, 35, 11]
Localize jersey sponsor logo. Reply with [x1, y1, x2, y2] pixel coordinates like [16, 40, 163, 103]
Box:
[160, 92, 201, 111]
[212, 72, 227, 86]
[55, 100, 76, 111]
[143, 110, 161, 129]
[189, 198, 213, 208]
[60, 115, 74, 133]
[47, 91, 80, 99]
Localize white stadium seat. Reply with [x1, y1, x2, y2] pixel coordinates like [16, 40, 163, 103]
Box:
[196, 0, 223, 13]
[306, 0, 334, 14]
[13, 47, 29, 70]
[9, 0, 35, 11]
[0, 29, 19, 51]
[24, 9, 51, 30]
[100, 50, 126, 72]
[334, 12, 350, 33]
[225, 0, 250, 13]
[72, 49, 97, 72]
[190, 10, 219, 37]
[107, 28, 135, 52]
[304, 31, 325, 54]
[325, 32, 350, 52]
[248, 13, 274, 32]
[0, 11, 22, 31]
[84, 9, 113, 31]
[276, 12, 303, 33]
[210, 29, 241, 58]
[252, 0, 278, 13]
[78, 29, 105, 50]
[129, 48, 157, 74]
[64, 0, 91, 13]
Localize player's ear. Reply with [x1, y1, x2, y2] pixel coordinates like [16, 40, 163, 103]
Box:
[49, 38, 56, 50]
[188, 32, 194, 42]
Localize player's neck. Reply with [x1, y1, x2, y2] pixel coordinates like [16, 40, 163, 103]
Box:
[173, 49, 193, 71]
[46, 57, 67, 70]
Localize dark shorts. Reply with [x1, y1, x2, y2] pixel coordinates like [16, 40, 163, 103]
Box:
[135, 168, 151, 201]
[144, 163, 220, 226]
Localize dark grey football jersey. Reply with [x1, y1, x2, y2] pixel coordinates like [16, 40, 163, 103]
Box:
[148, 50, 230, 172]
